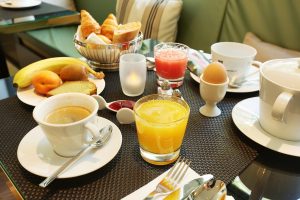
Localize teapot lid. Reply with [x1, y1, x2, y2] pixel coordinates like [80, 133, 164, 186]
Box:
[261, 58, 300, 90]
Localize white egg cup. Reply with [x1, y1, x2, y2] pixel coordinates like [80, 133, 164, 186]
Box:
[199, 75, 229, 117]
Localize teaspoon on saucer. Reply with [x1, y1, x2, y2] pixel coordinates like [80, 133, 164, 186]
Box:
[39, 125, 112, 188]
[229, 70, 259, 88]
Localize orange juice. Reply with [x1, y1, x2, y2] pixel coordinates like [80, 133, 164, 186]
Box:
[134, 99, 189, 155]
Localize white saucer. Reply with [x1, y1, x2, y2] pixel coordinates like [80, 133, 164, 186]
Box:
[190, 65, 259, 93]
[0, 0, 41, 8]
[17, 116, 122, 178]
[17, 78, 105, 107]
[232, 97, 300, 157]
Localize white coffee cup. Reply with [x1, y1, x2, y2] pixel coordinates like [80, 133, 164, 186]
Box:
[211, 42, 261, 80]
[259, 58, 300, 141]
[33, 93, 100, 157]
[119, 53, 147, 97]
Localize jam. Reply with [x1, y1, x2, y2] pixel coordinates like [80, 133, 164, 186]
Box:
[108, 100, 135, 112]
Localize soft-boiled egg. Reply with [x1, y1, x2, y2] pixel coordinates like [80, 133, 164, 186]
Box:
[202, 62, 227, 84]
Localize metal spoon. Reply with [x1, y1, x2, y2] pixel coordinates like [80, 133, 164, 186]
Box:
[39, 125, 113, 188]
[228, 70, 259, 88]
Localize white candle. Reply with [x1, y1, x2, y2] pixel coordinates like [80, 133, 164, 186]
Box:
[119, 53, 147, 96]
[126, 72, 142, 89]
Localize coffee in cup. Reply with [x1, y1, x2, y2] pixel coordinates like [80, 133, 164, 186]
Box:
[45, 106, 91, 124]
[33, 93, 101, 157]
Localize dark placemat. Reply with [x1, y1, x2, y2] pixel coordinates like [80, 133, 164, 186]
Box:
[0, 71, 258, 200]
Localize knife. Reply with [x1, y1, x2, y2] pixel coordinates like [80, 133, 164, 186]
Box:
[187, 60, 202, 77]
[191, 179, 227, 200]
[164, 174, 214, 200]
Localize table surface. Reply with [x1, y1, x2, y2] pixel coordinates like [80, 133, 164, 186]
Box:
[1, 36, 300, 199]
[0, 2, 79, 34]
[1, 70, 300, 199]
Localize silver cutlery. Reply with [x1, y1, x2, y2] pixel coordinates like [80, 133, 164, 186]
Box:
[164, 174, 214, 199]
[229, 70, 259, 88]
[198, 50, 211, 64]
[191, 179, 227, 200]
[39, 125, 113, 188]
[144, 157, 191, 199]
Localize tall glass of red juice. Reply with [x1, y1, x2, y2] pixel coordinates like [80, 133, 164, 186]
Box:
[154, 43, 189, 87]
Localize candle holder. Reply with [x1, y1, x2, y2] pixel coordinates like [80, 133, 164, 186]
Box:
[119, 53, 147, 96]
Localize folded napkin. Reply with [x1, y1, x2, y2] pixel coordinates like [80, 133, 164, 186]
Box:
[189, 49, 210, 70]
[121, 166, 234, 200]
[188, 49, 211, 77]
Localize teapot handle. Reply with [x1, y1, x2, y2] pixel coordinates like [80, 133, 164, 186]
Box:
[271, 92, 293, 123]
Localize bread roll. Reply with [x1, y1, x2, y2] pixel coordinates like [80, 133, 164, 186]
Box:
[96, 34, 112, 44]
[112, 22, 141, 44]
[101, 14, 118, 40]
[80, 10, 101, 38]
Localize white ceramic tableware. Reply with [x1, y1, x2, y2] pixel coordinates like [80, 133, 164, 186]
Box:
[0, 0, 41, 8]
[119, 53, 147, 96]
[199, 75, 229, 117]
[259, 58, 300, 141]
[33, 93, 101, 157]
[211, 42, 261, 81]
[17, 116, 122, 178]
[232, 97, 300, 157]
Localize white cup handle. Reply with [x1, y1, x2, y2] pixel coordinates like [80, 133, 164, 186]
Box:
[272, 92, 293, 122]
[251, 60, 262, 68]
[84, 121, 100, 144]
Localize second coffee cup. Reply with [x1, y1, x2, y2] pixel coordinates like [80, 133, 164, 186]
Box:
[211, 42, 260, 80]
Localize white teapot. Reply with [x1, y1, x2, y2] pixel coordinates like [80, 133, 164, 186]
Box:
[259, 58, 300, 141]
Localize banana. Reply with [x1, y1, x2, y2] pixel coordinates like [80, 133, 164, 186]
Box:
[13, 57, 104, 88]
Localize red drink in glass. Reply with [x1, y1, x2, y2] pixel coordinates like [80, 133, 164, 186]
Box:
[154, 43, 189, 87]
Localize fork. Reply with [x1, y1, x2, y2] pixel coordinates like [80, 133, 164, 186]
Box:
[144, 157, 191, 200]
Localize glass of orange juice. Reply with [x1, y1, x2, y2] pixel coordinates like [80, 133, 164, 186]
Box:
[154, 42, 189, 88]
[134, 94, 190, 165]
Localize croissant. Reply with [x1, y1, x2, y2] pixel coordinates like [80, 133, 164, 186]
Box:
[80, 10, 101, 38]
[101, 13, 118, 40]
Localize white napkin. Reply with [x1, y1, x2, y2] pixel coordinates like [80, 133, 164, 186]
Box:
[121, 166, 235, 200]
[121, 167, 200, 200]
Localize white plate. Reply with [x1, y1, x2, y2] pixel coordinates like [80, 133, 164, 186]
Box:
[0, 0, 41, 8]
[190, 65, 259, 93]
[232, 97, 300, 157]
[17, 78, 105, 106]
[17, 116, 122, 178]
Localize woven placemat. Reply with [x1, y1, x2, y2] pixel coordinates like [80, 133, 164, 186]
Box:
[0, 71, 258, 200]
